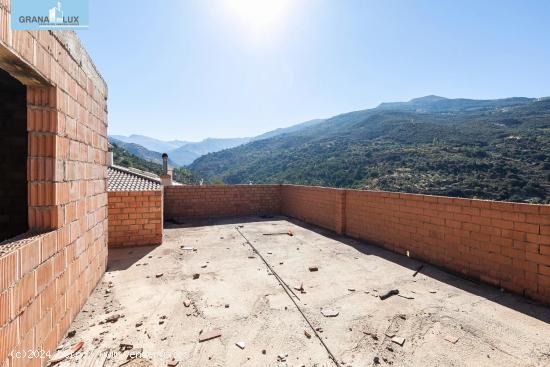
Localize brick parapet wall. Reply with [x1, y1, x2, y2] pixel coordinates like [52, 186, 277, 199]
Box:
[165, 184, 550, 303]
[164, 185, 280, 220]
[346, 189, 550, 302]
[282, 186, 550, 304]
[108, 191, 163, 248]
[280, 185, 344, 233]
[0, 3, 108, 365]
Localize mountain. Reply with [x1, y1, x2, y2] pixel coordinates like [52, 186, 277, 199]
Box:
[376, 95, 535, 112]
[110, 134, 186, 153]
[169, 137, 252, 165]
[252, 119, 325, 141]
[109, 138, 179, 166]
[109, 135, 251, 166]
[111, 143, 199, 184]
[109, 120, 326, 166]
[189, 96, 550, 203]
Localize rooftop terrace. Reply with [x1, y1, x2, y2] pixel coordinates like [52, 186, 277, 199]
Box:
[57, 216, 550, 367]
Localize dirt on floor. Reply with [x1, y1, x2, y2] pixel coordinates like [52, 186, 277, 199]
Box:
[54, 216, 550, 367]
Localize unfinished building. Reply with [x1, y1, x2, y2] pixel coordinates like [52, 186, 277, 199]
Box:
[0, 2, 549, 366]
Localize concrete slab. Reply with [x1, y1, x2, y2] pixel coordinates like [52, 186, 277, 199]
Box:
[56, 216, 550, 367]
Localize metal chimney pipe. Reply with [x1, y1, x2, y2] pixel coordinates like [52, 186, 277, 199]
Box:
[107, 145, 113, 166]
[162, 153, 168, 175]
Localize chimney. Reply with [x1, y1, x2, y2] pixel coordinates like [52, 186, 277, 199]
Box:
[107, 144, 113, 166]
[160, 153, 173, 186]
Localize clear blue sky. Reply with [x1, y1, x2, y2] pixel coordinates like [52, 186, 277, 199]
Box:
[79, 0, 550, 142]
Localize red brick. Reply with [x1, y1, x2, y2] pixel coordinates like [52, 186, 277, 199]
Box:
[0, 252, 19, 291]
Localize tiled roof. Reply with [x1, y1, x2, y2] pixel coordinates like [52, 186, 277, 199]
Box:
[108, 165, 161, 191]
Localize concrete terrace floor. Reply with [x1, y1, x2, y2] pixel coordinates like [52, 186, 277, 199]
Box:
[56, 216, 550, 367]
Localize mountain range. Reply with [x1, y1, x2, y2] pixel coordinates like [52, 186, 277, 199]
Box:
[109, 119, 327, 166]
[189, 96, 550, 203]
[109, 135, 251, 166]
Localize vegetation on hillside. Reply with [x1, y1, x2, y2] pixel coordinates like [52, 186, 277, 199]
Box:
[190, 97, 550, 203]
[112, 143, 199, 184]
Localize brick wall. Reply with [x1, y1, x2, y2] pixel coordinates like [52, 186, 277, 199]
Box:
[280, 185, 345, 234]
[343, 189, 550, 304]
[0, 6, 108, 366]
[108, 191, 163, 247]
[164, 185, 280, 220]
[277, 186, 550, 304]
[164, 184, 550, 303]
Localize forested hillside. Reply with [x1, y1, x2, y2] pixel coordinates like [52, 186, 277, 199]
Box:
[111, 144, 199, 184]
[190, 96, 550, 203]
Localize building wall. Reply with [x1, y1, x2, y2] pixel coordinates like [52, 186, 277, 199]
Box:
[0, 8, 108, 367]
[108, 191, 163, 247]
[164, 185, 280, 220]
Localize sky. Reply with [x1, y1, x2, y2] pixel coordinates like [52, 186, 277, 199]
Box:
[78, 0, 550, 142]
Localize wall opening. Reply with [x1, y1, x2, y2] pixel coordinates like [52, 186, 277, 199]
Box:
[0, 68, 28, 242]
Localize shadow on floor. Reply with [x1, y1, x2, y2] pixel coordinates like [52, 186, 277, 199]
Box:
[107, 244, 159, 272]
[164, 214, 284, 229]
[284, 217, 550, 324]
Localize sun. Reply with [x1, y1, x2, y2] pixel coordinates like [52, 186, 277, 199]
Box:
[224, 0, 292, 34]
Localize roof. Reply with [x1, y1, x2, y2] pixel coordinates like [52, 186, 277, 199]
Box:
[108, 165, 161, 191]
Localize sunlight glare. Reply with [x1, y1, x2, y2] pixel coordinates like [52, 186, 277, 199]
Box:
[224, 0, 292, 35]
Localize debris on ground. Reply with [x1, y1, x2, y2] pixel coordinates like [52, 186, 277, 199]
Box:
[155, 273, 164, 278]
[225, 304, 230, 308]
[321, 308, 339, 317]
[413, 264, 424, 277]
[67, 330, 76, 338]
[236, 341, 246, 349]
[50, 341, 84, 364]
[184, 299, 191, 307]
[262, 350, 266, 355]
[304, 330, 311, 339]
[398, 293, 415, 299]
[105, 314, 122, 323]
[379, 289, 399, 300]
[348, 288, 356, 292]
[199, 329, 222, 342]
[167, 360, 179, 367]
[180, 246, 196, 251]
[119, 343, 134, 351]
[263, 230, 293, 236]
[391, 336, 406, 346]
[308, 266, 319, 272]
[192, 273, 200, 279]
[135, 321, 143, 327]
[201, 264, 207, 268]
[444, 335, 460, 344]
[294, 283, 306, 294]
[277, 354, 288, 362]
